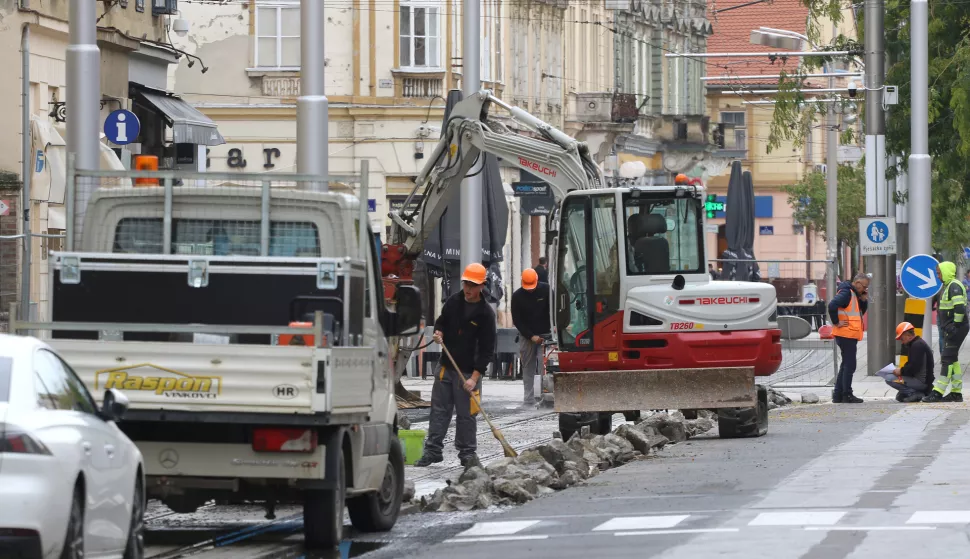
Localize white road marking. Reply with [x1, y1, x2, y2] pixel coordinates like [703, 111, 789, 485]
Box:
[444, 535, 549, 543]
[593, 515, 690, 531]
[749, 512, 845, 526]
[806, 526, 936, 531]
[615, 529, 740, 536]
[454, 520, 542, 537]
[907, 511, 970, 524]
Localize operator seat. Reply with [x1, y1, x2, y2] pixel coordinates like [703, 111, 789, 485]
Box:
[634, 214, 671, 274]
[626, 213, 647, 272]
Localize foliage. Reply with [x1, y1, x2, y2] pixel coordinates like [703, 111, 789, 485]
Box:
[780, 163, 866, 246]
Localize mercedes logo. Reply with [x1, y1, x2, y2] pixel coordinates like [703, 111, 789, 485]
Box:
[159, 449, 179, 469]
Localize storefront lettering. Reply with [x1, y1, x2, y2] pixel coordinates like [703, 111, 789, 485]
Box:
[227, 148, 247, 168]
[263, 148, 281, 169]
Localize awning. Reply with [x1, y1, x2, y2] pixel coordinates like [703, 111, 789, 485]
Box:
[132, 86, 226, 146]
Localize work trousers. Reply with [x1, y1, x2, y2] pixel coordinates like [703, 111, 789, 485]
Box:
[886, 376, 928, 399]
[423, 366, 478, 461]
[835, 336, 858, 397]
[519, 337, 541, 402]
[933, 327, 969, 395]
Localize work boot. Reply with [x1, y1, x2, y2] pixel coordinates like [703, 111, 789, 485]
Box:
[943, 392, 964, 403]
[413, 454, 443, 467]
[895, 393, 906, 403]
[832, 391, 844, 404]
[459, 453, 481, 469]
[922, 391, 945, 403]
[903, 393, 924, 403]
[844, 394, 864, 404]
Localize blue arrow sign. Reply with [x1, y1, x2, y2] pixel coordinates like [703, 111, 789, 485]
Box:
[964, 247, 970, 261]
[103, 109, 140, 145]
[900, 253, 942, 299]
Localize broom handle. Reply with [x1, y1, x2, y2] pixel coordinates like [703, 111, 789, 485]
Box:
[440, 345, 491, 422]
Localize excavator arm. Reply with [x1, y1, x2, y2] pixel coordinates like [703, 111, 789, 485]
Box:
[382, 90, 604, 392]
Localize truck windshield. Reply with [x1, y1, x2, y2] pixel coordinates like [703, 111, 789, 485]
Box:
[112, 218, 321, 257]
[623, 194, 703, 275]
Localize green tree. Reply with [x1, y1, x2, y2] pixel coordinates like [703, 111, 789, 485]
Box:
[781, 162, 866, 247]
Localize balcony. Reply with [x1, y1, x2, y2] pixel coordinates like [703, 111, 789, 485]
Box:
[655, 114, 711, 145]
[567, 92, 645, 125]
[391, 69, 445, 99]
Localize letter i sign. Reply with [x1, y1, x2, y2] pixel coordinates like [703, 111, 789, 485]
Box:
[104, 110, 140, 146]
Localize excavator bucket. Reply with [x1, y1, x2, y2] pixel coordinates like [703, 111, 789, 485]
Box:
[553, 367, 757, 412]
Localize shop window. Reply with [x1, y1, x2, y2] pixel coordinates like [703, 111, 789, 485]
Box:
[720, 111, 747, 150]
[255, 1, 301, 69]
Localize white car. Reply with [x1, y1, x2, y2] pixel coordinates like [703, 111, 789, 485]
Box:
[0, 334, 144, 559]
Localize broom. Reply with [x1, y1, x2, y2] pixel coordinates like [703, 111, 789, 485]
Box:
[440, 344, 518, 458]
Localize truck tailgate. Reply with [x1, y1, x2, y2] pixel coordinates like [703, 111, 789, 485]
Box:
[54, 340, 320, 413]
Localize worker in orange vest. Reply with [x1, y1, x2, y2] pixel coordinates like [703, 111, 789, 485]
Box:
[827, 273, 870, 403]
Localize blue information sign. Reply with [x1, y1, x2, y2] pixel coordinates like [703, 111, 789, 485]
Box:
[103, 110, 140, 145]
[900, 253, 943, 299]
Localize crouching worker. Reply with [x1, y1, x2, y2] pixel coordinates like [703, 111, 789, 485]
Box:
[890, 322, 935, 403]
[414, 263, 497, 468]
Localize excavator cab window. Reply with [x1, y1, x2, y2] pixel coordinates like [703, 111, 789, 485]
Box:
[622, 194, 704, 276]
[555, 194, 620, 350]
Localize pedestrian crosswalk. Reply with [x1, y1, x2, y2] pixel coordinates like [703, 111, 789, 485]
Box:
[443, 510, 970, 543]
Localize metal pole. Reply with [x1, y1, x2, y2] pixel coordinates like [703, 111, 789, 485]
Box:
[897, 163, 909, 264]
[886, 155, 898, 330]
[826, 69, 838, 323]
[66, 0, 100, 249]
[65, 153, 75, 251]
[162, 177, 172, 255]
[358, 159, 370, 261]
[460, 0, 483, 271]
[910, 0, 933, 349]
[260, 180, 271, 257]
[297, 0, 328, 192]
[864, 0, 889, 374]
[20, 24, 31, 323]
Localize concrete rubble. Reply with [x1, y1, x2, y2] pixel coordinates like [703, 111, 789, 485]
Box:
[417, 410, 717, 513]
[801, 392, 820, 404]
[767, 388, 793, 410]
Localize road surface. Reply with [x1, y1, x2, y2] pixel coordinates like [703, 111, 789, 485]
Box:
[144, 400, 970, 558]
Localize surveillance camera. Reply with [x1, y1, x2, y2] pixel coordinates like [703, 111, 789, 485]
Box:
[173, 18, 190, 38]
[847, 80, 858, 98]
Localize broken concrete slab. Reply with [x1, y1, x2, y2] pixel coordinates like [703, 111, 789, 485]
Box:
[801, 392, 820, 404]
[537, 439, 589, 476]
[768, 388, 792, 407]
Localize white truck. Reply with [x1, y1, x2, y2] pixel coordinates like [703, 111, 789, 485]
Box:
[10, 171, 423, 549]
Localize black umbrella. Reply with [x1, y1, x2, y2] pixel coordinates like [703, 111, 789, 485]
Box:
[421, 89, 509, 300]
[740, 170, 761, 281]
[724, 161, 744, 253]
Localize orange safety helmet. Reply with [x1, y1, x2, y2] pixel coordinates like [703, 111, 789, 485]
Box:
[461, 263, 487, 285]
[522, 268, 538, 290]
[895, 321, 916, 340]
[675, 173, 689, 185]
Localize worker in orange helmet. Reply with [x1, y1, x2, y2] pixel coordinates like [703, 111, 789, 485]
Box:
[887, 322, 935, 403]
[414, 263, 496, 468]
[511, 267, 552, 407]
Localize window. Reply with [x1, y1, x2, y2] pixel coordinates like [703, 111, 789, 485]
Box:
[255, 1, 301, 69]
[33, 349, 97, 415]
[591, 196, 620, 321]
[623, 194, 704, 275]
[112, 218, 321, 257]
[400, 1, 441, 68]
[720, 111, 747, 150]
[556, 198, 589, 350]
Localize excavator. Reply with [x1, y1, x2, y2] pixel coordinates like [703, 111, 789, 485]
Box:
[382, 90, 782, 439]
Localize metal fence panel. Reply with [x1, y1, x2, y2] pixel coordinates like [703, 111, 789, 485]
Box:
[711, 259, 838, 388]
[0, 193, 20, 333]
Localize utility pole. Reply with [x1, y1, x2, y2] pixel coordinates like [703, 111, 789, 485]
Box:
[460, 0, 483, 270]
[66, 0, 100, 248]
[297, 0, 328, 191]
[909, 0, 933, 348]
[826, 69, 838, 325]
[864, 0, 890, 374]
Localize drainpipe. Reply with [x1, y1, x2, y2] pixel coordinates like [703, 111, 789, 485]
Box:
[20, 22, 32, 323]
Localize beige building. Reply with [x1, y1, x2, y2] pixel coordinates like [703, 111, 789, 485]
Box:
[0, 0, 193, 328]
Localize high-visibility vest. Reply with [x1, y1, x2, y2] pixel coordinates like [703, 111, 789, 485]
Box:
[832, 289, 864, 340]
[939, 279, 968, 324]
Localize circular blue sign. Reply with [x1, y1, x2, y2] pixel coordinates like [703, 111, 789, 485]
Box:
[865, 220, 890, 244]
[900, 253, 943, 299]
[104, 110, 140, 145]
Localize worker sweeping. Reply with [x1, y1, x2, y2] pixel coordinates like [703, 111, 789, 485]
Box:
[414, 263, 497, 468]
[923, 261, 968, 403]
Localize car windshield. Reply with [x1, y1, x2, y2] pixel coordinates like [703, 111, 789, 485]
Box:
[112, 218, 321, 257]
[623, 194, 704, 275]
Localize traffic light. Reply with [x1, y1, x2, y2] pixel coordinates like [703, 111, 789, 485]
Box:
[704, 194, 725, 219]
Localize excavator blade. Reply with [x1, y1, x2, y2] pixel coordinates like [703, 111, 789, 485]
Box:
[553, 367, 757, 412]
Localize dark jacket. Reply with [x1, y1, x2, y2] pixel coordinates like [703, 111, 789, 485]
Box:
[900, 336, 935, 387]
[511, 283, 551, 340]
[434, 292, 497, 375]
[828, 281, 869, 324]
[535, 265, 549, 285]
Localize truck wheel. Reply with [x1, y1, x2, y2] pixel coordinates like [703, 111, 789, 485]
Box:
[622, 411, 641, 423]
[348, 438, 404, 532]
[558, 413, 580, 442]
[717, 385, 769, 439]
[681, 410, 698, 420]
[303, 446, 345, 549]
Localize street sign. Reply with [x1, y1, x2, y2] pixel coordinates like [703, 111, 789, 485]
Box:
[759, 225, 774, 235]
[900, 253, 942, 299]
[103, 110, 140, 145]
[0, 199, 9, 216]
[963, 246, 970, 261]
[858, 217, 897, 255]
